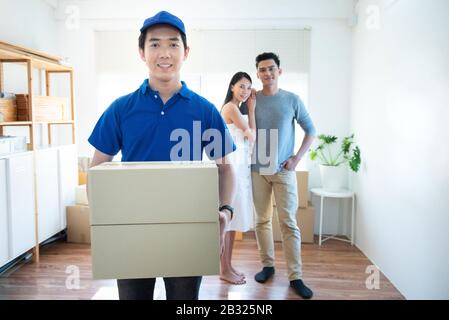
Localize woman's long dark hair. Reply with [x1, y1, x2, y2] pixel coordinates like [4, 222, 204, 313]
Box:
[223, 72, 252, 108]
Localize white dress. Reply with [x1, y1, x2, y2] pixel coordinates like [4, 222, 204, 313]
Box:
[226, 115, 255, 232]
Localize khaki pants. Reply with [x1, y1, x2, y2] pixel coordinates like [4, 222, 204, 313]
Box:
[251, 169, 302, 280]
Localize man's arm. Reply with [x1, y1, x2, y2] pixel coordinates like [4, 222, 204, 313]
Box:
[87, 149, 114, 195]
[216, 155, 237, 254]
[282, 134, 315, 171]
[90, 149, 114, 168]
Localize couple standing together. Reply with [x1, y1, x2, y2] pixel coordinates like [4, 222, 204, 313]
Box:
[88, 10, 316, 300]
[220, 54, 316, 300]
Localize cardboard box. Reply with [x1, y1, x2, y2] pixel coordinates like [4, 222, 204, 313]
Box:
[15, 94, 68, 121]
[272, 203, 315, 243]
[75, 184, 88, 205]
[66, 205, 91, 244]
[296, 171, 309, 208]
[78, 171, 87, 185]
[235, 231, 243, 241]
[297, 204, 315, 243]
[0, 98, 17, 122]
[88, 161, 220, 280]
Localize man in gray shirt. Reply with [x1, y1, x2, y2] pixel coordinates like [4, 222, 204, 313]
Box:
[251, 52, 316, 299]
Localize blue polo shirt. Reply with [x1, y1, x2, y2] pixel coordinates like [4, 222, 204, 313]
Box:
[88, 79, 235, 161]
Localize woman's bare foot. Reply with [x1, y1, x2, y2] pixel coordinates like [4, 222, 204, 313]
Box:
[231, 266, 245, 277]
[220, 271, 246, 285]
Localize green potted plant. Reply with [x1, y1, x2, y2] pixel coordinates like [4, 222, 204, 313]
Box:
[309, 134, 361, 191]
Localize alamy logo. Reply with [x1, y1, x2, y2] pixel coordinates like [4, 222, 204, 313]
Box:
[365, 5, 381, 30]
[169, 121, 279, 173]
[65, 5, 80, 30]
[365, 265, 380, 290]
[65, 265, 80, 290]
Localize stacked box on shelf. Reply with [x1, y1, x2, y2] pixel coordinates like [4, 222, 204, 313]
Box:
[15, 94, 30, 121]
[0, 98, 17, 122]
[15, 94, 68, 121]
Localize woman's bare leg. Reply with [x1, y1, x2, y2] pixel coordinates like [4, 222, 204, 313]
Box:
[228, 231, 245, 277]
[220, 231, 245, 284]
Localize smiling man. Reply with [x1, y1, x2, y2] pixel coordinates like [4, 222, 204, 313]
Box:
[88, 11, 236, 300]
[251, 52, 316, 299]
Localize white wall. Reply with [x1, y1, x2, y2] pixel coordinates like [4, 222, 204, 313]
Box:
[0, 0, 60, 95]
[0, 0, 59, 54]
[351, 0, 449, 299]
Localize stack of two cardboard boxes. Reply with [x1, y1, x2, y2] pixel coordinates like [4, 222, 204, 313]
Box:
[272, 171, 315, 243]
[88, 162, 221, 279]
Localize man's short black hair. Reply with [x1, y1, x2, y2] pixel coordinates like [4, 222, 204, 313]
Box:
[255, 52, 280, 69]
[138, 25, 188, 51]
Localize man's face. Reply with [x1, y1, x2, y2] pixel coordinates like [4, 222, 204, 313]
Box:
[256, 59, 282, 86]
[139, 25, 189, 83]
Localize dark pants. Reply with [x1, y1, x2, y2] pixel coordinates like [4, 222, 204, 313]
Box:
[117, 276, 202, 300]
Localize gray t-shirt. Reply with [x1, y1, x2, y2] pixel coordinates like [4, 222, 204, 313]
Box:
[251, 89, 316, 175]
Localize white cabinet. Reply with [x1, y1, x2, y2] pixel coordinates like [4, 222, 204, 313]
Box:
[6, 153, 36, 258]
[0, 159, 9, 266]
[58, 144, 78, 229]
[0, 145, 78, 269]
[36, 145, 78, 243]
[36, 148, 60, 243]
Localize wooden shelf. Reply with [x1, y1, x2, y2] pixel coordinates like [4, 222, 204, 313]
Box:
[36, 120, 74, 125]
[0, 41, 72, 72]
[0, 121, 32, 126]
[0, 49, 72, 72]
[0, 119, 74, 126]
[0, 40, 62, 61]
[36, 143, 76, 151]
[0, 40, 78, 265]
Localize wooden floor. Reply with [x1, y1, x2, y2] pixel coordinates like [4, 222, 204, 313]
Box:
[0, 233, 404, 300]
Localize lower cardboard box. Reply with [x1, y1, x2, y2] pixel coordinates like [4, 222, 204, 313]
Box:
[66, 205, 91, 244]
[91, 223, 220, 279]
[296, 171, 309, 208]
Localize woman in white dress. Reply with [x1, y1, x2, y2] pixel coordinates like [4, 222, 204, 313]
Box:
[220, 72, 256, 284]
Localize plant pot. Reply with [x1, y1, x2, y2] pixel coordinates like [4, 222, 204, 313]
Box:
[319, 165, 347, 191]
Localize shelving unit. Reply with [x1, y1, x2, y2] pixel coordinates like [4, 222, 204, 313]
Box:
[0, 41, 76, 150]
[0, 41, 78, 264]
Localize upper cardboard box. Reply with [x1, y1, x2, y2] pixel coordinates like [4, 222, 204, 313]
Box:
[88, 161, 219, 226]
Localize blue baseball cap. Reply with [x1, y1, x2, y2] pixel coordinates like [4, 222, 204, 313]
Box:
[140, 11, 186, 35]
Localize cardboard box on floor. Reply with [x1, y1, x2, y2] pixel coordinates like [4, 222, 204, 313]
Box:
[272, 203, 315, 243]
[66, 205, 91, 244]
[78, 172, 87, 185]
[235, 232, 243, 240]
[88, 161, 220, 280]
[296, 170, 309, 208]
[75, 184, 88, 206]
